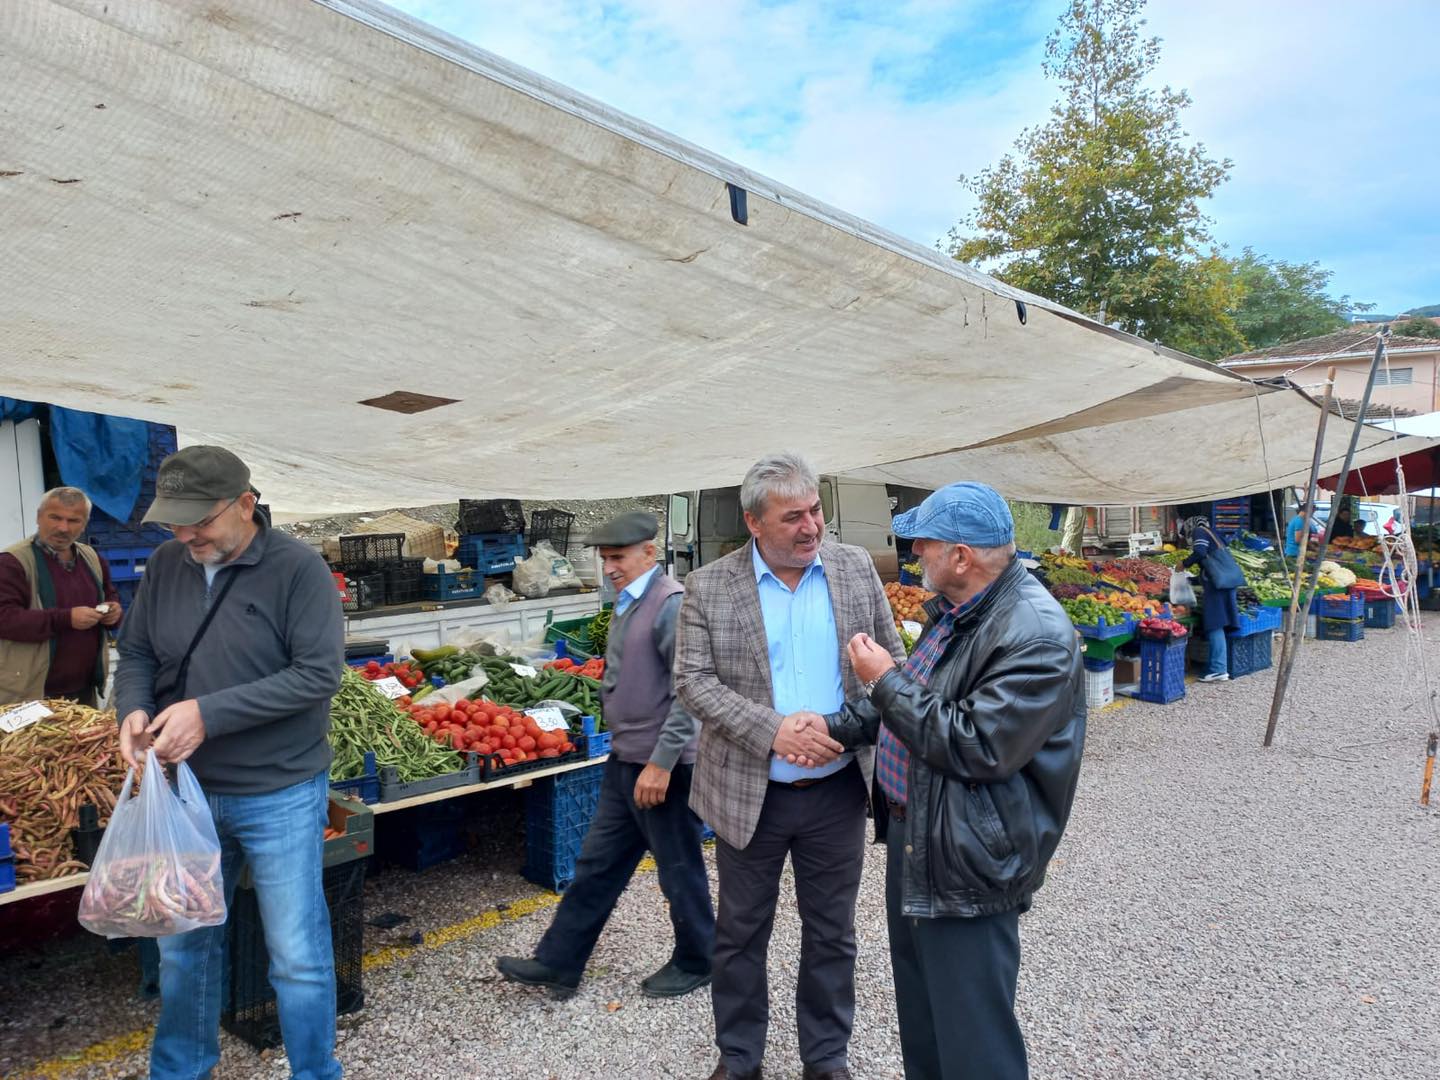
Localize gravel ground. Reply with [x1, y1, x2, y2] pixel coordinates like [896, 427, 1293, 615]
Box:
[3, 620, 1437, 1079]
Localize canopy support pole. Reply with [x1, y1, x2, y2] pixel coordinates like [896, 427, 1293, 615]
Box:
[1266, 337, 1388, 746]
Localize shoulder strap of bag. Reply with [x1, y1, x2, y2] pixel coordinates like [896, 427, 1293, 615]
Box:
[170, 570, 243, 701]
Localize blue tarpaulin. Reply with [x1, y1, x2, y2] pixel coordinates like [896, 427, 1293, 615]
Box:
[0, 398, 151, 522]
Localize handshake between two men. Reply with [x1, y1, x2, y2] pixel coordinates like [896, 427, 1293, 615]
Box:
[771, 630, 899, 769]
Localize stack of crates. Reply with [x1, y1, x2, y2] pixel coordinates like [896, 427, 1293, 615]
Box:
[85, 422, 177, 611]
[523, 766, 604, 892]
[1225, 606, 1281, 679]
[1209, 497, 1250, 542]
[455, 533, 526, 575]
[1315, 592, 1366, 643]
[222, 796, 372, 1050]
[1136, 636, 1186, 704]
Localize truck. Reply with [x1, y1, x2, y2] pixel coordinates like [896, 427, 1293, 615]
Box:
[665, 476, 932, 581]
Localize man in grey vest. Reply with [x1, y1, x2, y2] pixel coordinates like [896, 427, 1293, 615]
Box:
[498, 511, 714, 998]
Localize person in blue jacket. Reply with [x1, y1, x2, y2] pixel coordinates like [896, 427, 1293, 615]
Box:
[1182, 516, 1240, 682]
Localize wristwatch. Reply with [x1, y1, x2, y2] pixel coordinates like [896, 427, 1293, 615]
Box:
[862, 675, 883, 696]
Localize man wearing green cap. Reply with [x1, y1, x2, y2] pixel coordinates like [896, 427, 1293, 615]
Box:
[809, 481, 1086, 1080]
[113, 445, 345, 1080]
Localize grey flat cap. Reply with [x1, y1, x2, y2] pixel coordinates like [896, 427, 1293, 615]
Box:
[585, 511, 658, 547]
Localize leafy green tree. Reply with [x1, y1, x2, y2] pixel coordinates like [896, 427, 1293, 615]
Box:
[1226, 248, 1365, 349]
[1393, 317, 1440, 340]
[949, 0, 1243, 358]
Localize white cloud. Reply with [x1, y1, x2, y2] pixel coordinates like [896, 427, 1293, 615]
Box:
[390, 0, 1440, 310]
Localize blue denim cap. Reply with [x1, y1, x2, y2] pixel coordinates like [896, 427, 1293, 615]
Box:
[892, 482, 1014, 546]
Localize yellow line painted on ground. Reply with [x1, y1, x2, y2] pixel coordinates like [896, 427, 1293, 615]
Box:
[17, 887, 567, 1079]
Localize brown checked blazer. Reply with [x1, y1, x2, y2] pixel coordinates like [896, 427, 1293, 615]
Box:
[675, 538, 906, 849]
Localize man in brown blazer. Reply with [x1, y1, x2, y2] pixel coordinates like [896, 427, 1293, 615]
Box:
[675, 452, 905, 1080]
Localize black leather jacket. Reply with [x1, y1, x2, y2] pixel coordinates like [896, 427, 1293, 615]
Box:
[827, 559, 1086, 918]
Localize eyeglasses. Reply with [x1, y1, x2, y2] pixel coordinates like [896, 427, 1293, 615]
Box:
[163, 496, 240, 534]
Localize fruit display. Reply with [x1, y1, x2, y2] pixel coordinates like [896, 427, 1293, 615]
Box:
[587, 608, 613, 654]
[1058, 596, 1131, 629]
[1138, 617, 1188, 640]
[358, 658, 427, 688]
[885, 581, 934, 623]
[411, 646, 485, 684]
[329, 668, 463, 783]
[1089, 590, 1176, 620]
[545, 656, 606, 679]
[403, 698, 578, 765]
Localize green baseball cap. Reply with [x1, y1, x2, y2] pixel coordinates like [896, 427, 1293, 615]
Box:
[142, 445, 253, 526]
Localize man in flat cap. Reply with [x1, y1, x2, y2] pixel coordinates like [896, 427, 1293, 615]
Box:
[498, 510, 714, 998]
[113, 445, 345, 1080]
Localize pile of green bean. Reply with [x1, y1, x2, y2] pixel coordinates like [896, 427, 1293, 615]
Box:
[328, 667, 462, 781]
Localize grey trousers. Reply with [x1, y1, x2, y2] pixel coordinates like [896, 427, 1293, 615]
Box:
[886, 824, 1028, 1080]
[711, 762, 867, 1074]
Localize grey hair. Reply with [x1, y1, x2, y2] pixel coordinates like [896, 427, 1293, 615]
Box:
[937, 540, 1015, 573]
[739, 452, 820, 517]
[38, 486, 92, 518]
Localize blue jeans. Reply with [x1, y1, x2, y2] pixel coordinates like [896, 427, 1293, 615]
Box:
[151, 770, 340, 1080]
[535, 759, 714, 979]
[1206, 628, 1229, 677]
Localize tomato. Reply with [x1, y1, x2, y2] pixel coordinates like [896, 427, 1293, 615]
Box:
[432, 704, 451, 723]
[501, 734, 517, 750]
[518, 735, 537, 752]
[477, 741, 493, 755]
[508, 724, 524, 738]
[539, 748, 560, 759]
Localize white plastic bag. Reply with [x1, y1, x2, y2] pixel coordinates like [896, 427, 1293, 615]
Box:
[1169, 569, 1197, 608]
[531, 540, 582, 590]
[511, 548, 553, 599]
[78, 750, 226, 938]
[482, 583, 517, 610]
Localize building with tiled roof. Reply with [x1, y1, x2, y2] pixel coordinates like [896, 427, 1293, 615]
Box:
[1220, 330, 1440, 415]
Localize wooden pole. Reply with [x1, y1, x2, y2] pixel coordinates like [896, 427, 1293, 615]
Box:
[1266, 337, 1390, 745]
[1265, 367, 1337, 746]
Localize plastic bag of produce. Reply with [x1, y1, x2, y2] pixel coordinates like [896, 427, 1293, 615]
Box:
[78, 749, 226, 939]
[530, 540, 582, 591]
[511, 549, 554, 599]
[1169, 569, 1197, 608]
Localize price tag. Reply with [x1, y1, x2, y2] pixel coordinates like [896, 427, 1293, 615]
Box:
[373, 676, 410, 700]
[901, 620, 923, 638]
[0, 700, 52, 734]
[524, 707, 570, 732]
[509, 663, 538, 678]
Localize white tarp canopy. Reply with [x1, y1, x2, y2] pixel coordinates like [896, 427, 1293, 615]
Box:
[1, 0, 1432, 514]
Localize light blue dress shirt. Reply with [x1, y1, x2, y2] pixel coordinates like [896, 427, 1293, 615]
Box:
[614, 565, 659, 617]
[751, 543, 851, 782]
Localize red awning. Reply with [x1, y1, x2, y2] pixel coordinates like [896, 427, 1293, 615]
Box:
[1322, 446, 1440, 495]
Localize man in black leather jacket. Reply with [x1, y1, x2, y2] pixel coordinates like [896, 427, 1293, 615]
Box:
[809, 482, 1085, 1080]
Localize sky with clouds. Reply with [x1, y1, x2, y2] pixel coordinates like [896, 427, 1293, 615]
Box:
[389, 0, 1440, 316]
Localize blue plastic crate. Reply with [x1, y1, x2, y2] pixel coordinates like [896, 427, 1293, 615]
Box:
[1364, 599, 1397, 629]
[1316, 592, 1365, 620]
[1225, 631, 1269, 679]
[418, 568, 482, 601]
[523, 766, 604, 892]
[699, 824, 716, 842]
[97, 544, 154, 583]
[1082, 657, 1115, 672]
[381, 801, 468, 871]
[1234, 605, 1283, 636]
[1316, 617, 1365, 643]
[1136, 637, 1186, 704]
[1075, 614, 1134, 640]
[455, 533, 526, 575]
[0, 822, 10, 859]
[330, 751, 380, 805]
[0, 857, 14, 894]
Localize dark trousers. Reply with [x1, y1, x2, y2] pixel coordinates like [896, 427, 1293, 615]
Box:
[712, 762, 867, 1074]
[885, 824, 1028, 1080]
[535, 758, 713, 979]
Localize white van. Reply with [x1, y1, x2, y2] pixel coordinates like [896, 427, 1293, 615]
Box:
[666, 477, 931, 581]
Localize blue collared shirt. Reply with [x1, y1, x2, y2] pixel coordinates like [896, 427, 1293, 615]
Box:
[751, 543, 851, 782]
[613, 565, 659, 617]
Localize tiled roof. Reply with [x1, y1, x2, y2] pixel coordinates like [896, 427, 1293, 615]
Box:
[1221, 330, 1440, 365]
[1331, 398, 1419, 421]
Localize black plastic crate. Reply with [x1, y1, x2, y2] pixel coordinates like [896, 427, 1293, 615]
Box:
[341, 572, 385, 613]
[457, 499, 524, 535]
[339, 533, 405, 573]
[382, 558, 425, 606]
[222, 858, 366, 1051]
[527, 508, 576, 553]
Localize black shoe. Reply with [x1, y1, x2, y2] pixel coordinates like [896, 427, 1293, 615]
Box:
[802, 1067, 852, 1080]
[705, 1064, 762, 1080]
[640, 962, 712, 998]
[495, 955, 580, 998]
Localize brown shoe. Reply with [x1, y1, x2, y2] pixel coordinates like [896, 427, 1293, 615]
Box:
[802, 1067, 851, 1080]
[706, 1063, 762, 1080]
